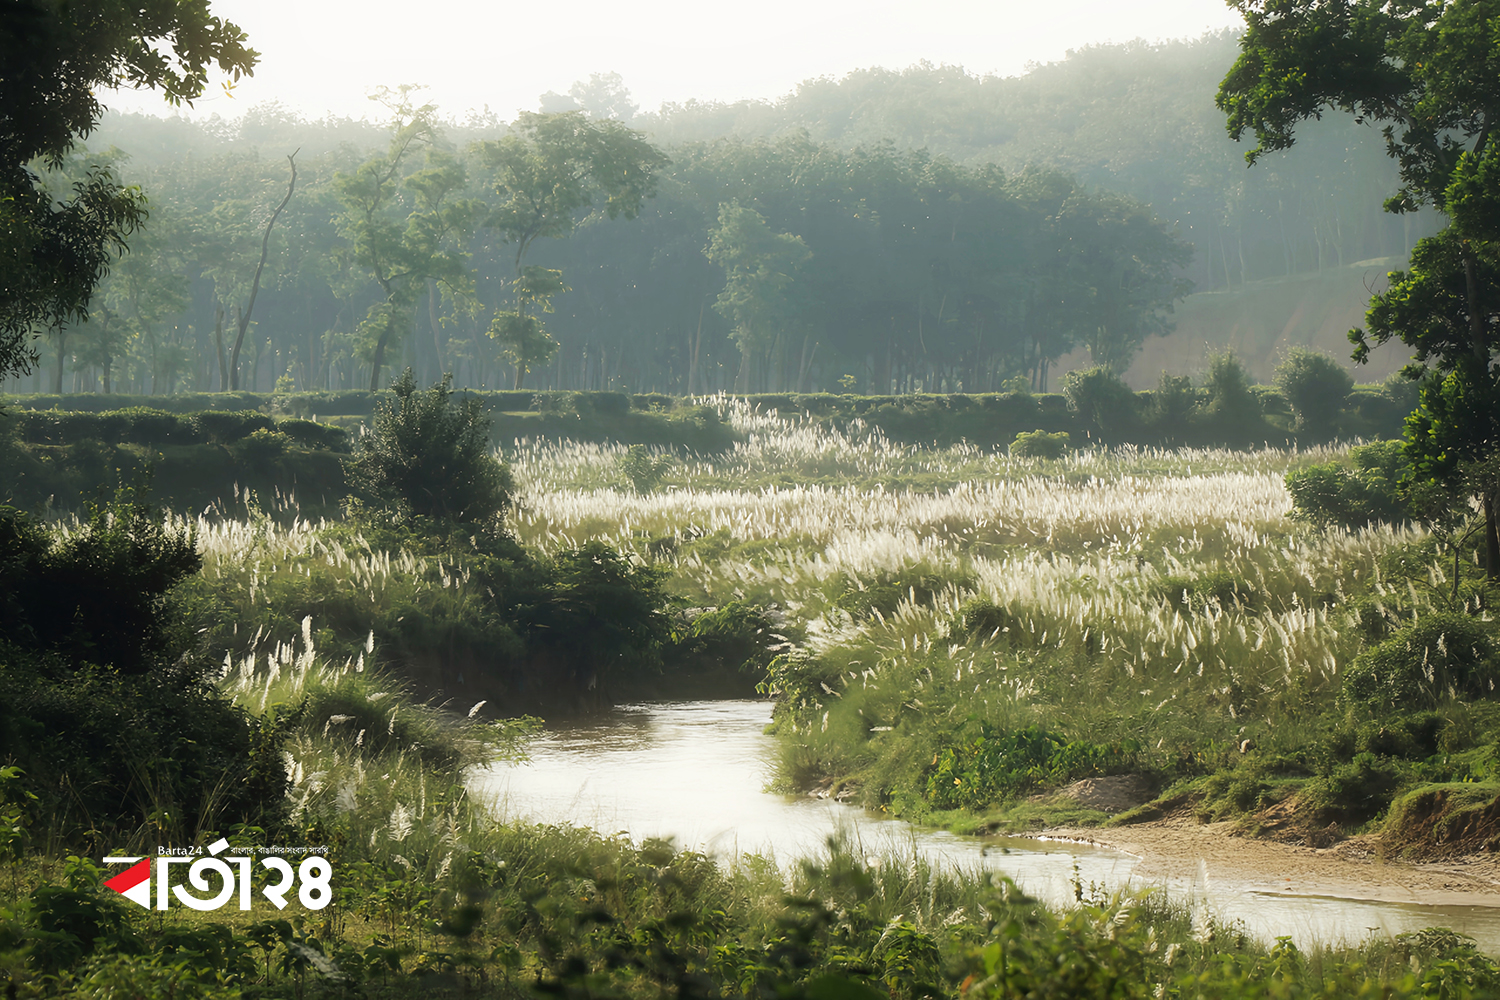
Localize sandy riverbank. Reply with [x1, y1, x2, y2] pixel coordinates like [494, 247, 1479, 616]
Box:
[1042, 811, 1500, 909]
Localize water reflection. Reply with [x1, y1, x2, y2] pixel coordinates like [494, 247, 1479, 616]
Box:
[476, 700, 1500, 953]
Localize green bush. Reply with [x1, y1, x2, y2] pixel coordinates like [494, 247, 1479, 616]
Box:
[343, 370, 514, 524]
[951, 598, 1015, 641]
[1287, 465, 1397, 529]
[1342, 612, 1500, 709]
[192, 409, 275, 443]
[231, 427, 290, 462]
[517, 540, 674, 691]
[1274, 347, 1354, 437]
[832, 571, 960, 622]
[590, 391, 630, 416]
[1307, 751, 1404, 823]
[1062, 366, 1137, 439]
[274, 417, 349, 451]
[1148, 371, 1197, 429]
[112, 407, 198, 445]
[924, 723, 1137, 810]
[0, 499, 287, 841]
[1199, 350, 1267, 444]
[678, 601, 781, 674]
[1008, 430, 1070, 459]
[1286, 440, 1408, 529]
[618, 443, 674, 494]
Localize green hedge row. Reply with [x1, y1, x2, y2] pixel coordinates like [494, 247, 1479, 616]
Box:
[9, 407, 350, 450]
[4, 382, 1413, 450]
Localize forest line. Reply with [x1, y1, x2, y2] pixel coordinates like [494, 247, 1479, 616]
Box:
[2, 32, 1441, 402]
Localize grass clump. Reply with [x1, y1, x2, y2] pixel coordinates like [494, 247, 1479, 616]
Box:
[1008, 429, 1070, 459]
[1342, 612, 1499, 710]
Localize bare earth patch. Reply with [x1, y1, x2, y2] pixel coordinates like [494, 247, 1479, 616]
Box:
[1044, 806, 1500, 908]
[1044, 775, 1154, 813]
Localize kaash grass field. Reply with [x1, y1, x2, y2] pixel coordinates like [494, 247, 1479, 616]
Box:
[7, 396, 1500, 998]
[506, 398, 1499, 837]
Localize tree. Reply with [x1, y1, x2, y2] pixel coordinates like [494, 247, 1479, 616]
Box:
[335, 89, 484, 391]
[0, 0, 255, 380]
[491, 266, 567, 389]
[476, 111, 667, 388]
[1217, 0, 1500, 576]
[228, 150, 296, 390]
[703, 200, 812, 392]
[344, 369, 513, 524]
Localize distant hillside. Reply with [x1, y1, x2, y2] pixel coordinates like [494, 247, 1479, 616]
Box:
[642, 33, 1443, 297]
[1061, 259, 1413, 389]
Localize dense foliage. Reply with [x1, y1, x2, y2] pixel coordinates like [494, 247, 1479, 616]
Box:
[344, 369, 513, 523]
[1219, 0, 1500, 577]
[10, 40, 1364, 400]
[0, 0, 255, 380]
[0, 493, 284, 845]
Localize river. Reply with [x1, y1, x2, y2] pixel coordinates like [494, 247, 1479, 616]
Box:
[477, 699, 1500, 953]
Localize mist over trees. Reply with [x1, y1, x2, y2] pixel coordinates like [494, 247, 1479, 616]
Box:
[3, 31, 1437, 397]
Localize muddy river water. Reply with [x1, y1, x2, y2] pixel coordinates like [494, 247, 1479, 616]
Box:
[477, 699, 1500, 953]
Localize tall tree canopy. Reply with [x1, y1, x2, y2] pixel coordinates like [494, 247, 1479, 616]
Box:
[0, 0, 257, 380]
[476, 111, 668, 388]
[1218, 0, 1500, 576]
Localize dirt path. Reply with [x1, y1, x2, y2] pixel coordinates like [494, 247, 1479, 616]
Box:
[1043, 813, 1500, 909]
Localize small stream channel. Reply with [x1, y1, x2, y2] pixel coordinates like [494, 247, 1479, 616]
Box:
[476, 699, 1500, 953]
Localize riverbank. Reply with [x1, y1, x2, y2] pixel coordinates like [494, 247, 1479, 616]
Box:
[1043, 809, 1500, 909]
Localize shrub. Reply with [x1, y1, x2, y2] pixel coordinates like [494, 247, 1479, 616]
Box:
[952, 598, 1014, 641]
[1306, 751, 1404, 823]
[591, 391, 630, 416]
[231, 427, 289, 462]
[1382, 371, 1422, 414]
[1061, 366, 1136, 439]
[924, 723, 1137, 810]
[832, 570, 961, 622]
[1008, 430, 1070, 459]
[1148, 372, 1196, 429]
[192, 409, 275, 444]
[114, 407, 198, 445]
[519, 540, 673, 688]
[1286, 466, 1399, 529]
[678, 601, 780, 674]
[1286, 441, 1408, 528]
[1274, 347, 1354, 437]
[618, 443, 674, 494]
[1342, 612, 1500, 709]
[1200, 350, 1263, 442]
[1155, 571, 1259, 611]
[343, 370, 514, 525]
[274, 417, 349, 451]
[0, 491, 200, 675]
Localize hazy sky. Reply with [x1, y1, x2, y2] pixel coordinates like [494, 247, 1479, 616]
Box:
[104, 0, 1245, 123]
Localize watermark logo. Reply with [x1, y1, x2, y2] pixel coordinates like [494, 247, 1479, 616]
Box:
[103, 838, 332, 911]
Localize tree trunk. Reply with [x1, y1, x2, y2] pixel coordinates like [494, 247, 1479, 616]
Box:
[53, 331, 67, 394]
[368, 308, 393, 392]
[688, 298, 705, 396]
[796, 332, 818, 392]
[1486, 493, 1500, 581]
[734, 338, 751, 394]
[427, 277, 443, 379]
[214, 304, 228, 391]
[231, 151, 297, 390]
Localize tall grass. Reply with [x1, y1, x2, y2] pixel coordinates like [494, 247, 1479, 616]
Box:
[499, 399, 1493, 820]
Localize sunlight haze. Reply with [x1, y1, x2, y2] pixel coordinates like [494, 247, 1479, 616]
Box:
[102, 0, 1246, 122]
